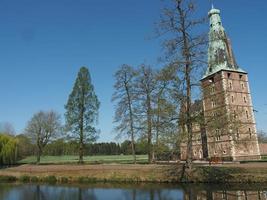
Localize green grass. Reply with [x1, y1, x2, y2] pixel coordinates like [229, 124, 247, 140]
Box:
[18, 155, 148, 165]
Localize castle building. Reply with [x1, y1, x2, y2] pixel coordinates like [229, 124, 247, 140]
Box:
[180, 7, 261, 161]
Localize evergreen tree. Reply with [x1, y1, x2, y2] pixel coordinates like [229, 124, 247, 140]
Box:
[65, 67, 100, 164]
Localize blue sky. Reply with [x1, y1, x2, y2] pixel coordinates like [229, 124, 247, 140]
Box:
[0, 0, 266, 142]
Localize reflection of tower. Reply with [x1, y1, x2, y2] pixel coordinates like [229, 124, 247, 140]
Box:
[201, 7, 261, 161]
[184, 190, 267, 200]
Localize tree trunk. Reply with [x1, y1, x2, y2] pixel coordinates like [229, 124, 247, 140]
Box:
[79, 109, 84, 164]
[147, 93, 153, 164]
[155, 94, 162, 161]
[79, 91, 85, 164]
[37, 146, 41, 164]
[176, 1, 193, 170]
[125, 82, 136, 164]
[79, 129, 84, 164]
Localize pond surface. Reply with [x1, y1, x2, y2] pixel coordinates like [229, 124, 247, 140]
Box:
[0, 183, 266, 200]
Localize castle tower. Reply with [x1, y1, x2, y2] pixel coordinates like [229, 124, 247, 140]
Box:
[201, 7, 261, 161]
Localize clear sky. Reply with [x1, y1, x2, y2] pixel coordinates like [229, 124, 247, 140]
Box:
[0, 0, 266, 142]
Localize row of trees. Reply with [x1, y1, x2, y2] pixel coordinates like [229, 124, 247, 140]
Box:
[42, 140, 150, 156]
[112, 65, 181, 164]
[2, 0, 207, 169]
[112, 0, 207, 169]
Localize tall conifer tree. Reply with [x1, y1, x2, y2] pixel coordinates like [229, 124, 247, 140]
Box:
[65, 67, 100, 164]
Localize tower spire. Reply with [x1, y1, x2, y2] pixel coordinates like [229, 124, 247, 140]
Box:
[202, 7, 245, 79]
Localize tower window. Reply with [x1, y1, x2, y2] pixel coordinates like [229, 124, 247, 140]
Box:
[209, 77, 214, 83]
[229, 81, 233, 90]
[233, 110, 237, 119]
[209, 68, 212, 73]
[237, 129, 240, 139]
[244, 96, 247, 103]
[211, 99, 216, 108]
[231, 96, 234, 103]
[227, 73, 231, 78]
[241, 83, 244, 90]
[215, 129, 220, 141]
[246, 110, 249, 119]
[239, 74, 243, 79]
[211, 85, 215, 93]
[249, 128, 252, 139]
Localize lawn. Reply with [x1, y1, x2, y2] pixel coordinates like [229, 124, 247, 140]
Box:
[18, 155, 148, 165]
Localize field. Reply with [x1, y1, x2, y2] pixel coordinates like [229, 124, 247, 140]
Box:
[18, 155, 148, 165]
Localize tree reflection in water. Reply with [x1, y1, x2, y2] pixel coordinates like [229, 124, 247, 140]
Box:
[0, 184, 266, 200]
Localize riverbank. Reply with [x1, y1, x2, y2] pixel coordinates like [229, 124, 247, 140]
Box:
[1, 163, 267, 184]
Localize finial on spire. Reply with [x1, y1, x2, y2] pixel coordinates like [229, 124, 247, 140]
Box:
[209, 0, 214, 9]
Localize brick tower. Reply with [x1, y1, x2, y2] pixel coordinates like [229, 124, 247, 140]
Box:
[201, 7, 261, 161]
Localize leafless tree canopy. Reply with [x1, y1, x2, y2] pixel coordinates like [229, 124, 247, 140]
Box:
[25, 110, 61, 163]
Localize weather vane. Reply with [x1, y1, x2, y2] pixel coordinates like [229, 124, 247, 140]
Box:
[209, 0, 214, 9]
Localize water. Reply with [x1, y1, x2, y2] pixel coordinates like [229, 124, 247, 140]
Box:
[0, 183, 266, 200]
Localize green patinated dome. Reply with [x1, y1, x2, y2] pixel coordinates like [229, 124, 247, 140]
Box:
[203, 7, 246, 79]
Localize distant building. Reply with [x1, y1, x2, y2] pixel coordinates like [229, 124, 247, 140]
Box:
[180, 7, 261, 161]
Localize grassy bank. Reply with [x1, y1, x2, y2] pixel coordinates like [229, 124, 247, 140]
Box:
[18, 155, 148, 165]
[2, 163, 267, 184]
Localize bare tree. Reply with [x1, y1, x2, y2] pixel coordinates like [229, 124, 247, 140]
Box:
[152, 66, 180, 159]
[112, 64, 138, 163]
[258, 130, 267, 144]
[25, 111, 61, 164]
[156, 0, 207, 169]
[135, 64, 157, 163]
[0, 122, 16, 135]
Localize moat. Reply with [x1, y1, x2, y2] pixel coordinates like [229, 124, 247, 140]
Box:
[0, 183, 267, 200]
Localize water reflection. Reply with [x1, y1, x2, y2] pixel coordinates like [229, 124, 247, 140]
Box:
[0, 183, 266, 200]
[184, 190, 267, 200]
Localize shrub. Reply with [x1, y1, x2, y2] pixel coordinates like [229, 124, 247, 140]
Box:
[19, 175, 30, 183]
[43, 176, 57, 184]
[0, 175, 17, 182]
[30, 176, 39, 182]
[60, 177, 68, 183]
